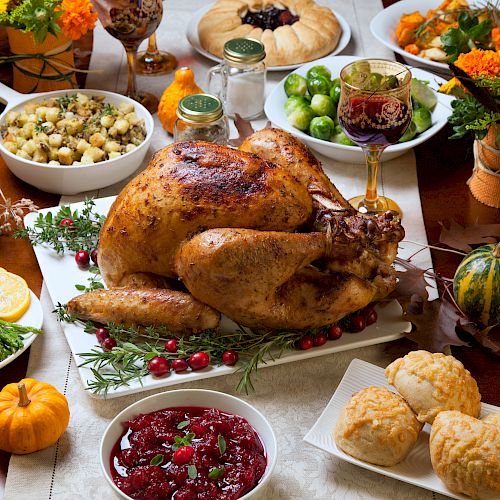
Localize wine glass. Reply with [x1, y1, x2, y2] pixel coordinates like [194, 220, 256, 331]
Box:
[137, 33, 178, 75]
[338, 59, 412, 215]
[100, 0, 163, 112]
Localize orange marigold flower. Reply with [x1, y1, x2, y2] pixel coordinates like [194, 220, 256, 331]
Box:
[57, 0, 98, 41]
[454, 49, 500, 79]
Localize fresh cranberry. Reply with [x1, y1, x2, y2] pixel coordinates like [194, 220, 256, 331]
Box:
[172, 445, 194, 465]
[188, 352, 210, 370]
[102, 337, 117, 351]
[95, 327, 110, 344]
[365, 309, 378, 326]
[60, 218, 74, 227]
[349, 314, 366, 333]
[298, 335, 313, 350]
[312, 332, 328, 347]
[75, 249, 90, 268]
[222, 350, 238, 366]
[148, 357, 170, 377]
[172, 359, 189, 373]
[90, 249, 98, 265]
[328, 324, 343, 340]
[164, 339, 178, 353]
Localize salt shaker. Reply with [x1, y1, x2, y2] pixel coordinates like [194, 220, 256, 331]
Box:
[173, 93, 229, 145]
[208, 38, 266, 120]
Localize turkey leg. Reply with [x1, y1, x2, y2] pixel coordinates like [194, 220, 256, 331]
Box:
[175, 228, 395, 330]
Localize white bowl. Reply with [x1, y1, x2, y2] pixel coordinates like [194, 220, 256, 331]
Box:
[100, 389, 278, 500]
[0, 83, 154, 195]
[370, 0, 475, 73]
[264, 55, 454, 164]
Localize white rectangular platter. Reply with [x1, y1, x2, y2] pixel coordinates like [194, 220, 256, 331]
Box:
[25, 196, 412, 399]
[304, 358, 499, 499]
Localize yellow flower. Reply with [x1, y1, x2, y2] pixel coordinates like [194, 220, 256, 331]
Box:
[56, 0, 97, 41]
[439, 77, 467, 98]
[0, 0, 9, 14]
[455, 49, 500, 79]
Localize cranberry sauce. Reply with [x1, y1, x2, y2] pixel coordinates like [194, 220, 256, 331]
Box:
[110, 406, 267, 499]
[242, 7, 299, 30]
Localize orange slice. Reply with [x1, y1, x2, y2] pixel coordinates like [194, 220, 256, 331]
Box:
[0, 269, 31, 322]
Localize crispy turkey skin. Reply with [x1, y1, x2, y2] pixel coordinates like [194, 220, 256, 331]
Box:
[68, 129, 404, 331]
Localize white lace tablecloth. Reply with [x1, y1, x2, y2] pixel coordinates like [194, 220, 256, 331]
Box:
[4, 1, 444, 498]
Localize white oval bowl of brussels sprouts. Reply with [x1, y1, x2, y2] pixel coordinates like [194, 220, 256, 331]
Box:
[264, 55, 454, 164]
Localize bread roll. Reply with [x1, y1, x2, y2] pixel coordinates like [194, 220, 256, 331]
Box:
[430, 411, 500, 499]
[333, 386, 423, 466]
[385, 350, 481, 424]
[483, 412, 500, 427]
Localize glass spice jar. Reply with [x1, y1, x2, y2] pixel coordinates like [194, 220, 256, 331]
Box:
[208, 38, 266, 120]
[173, 94, 229, 145]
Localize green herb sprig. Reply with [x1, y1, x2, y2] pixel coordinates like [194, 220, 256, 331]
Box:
[75, 266, 104, 293]
[15, 198, 105, 254]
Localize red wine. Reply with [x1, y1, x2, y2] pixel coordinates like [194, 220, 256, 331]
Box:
[339, 95, 411, 146]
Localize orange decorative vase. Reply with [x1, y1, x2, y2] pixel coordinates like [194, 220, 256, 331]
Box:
[469, 124, 500, 209]
[6, 29, 77, 93]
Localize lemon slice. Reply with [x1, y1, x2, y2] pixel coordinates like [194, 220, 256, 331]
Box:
[0, 270, 31, 322]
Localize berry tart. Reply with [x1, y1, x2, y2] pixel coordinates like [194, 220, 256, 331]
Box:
[198, 0, 341, 67]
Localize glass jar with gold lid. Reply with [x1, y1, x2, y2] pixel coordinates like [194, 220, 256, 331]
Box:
[208, 38, 266, 120]
[173, 93, 229, 145]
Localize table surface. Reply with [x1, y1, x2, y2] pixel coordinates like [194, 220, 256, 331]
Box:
[0, 0, 499, 495]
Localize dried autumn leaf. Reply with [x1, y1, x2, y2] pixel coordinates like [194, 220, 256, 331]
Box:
[438, 220, 500, 252]
[471, 325, 500, 355]
[228, 115, 255, 147]
[405, 296, 470, 352]
[389, 268, 430, 308]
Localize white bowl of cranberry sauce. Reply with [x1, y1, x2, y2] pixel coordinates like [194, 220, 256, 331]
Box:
[100, 389, 277, 499]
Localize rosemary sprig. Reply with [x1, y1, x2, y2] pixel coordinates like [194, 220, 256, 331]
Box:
[63, 313, 325, 395]
[15, 198, 106, 253]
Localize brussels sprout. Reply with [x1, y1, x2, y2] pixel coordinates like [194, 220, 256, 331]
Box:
[380, 74, 400, 90]
[307, 75, 331, 96]
[309, 116, 335, 140]
[351, 60, 371, 74]
[284, 95, 310, 116]
[288, 105, 316, 131]
[331, 131, 356, 146]
[310, 94, 335, 118]
[398, 121, 417, 143]
[306, 65, 332, 82]
[329, 79, 341, 104]
[366, 72, 384, 90]
[284, 73, 308, 97]
[411, 79, 437, 110]
[412, 107, 432, 133]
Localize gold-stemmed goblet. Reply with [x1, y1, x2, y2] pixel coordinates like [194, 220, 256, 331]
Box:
[137, 33, 178, 75]
[337, 59, 412, 215]
[99, 0, 163, 112]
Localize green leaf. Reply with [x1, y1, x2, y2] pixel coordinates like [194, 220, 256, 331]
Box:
[177, 420, 190, 430]
[218, 434, 226, 455]
[150, 454, 164, 466]
[143, 352, 156, 361]
[75, 284, 86, 291]
[208, 466, 224, 479]
[187, 464, 197, 479]
[458, 11, 477, 32]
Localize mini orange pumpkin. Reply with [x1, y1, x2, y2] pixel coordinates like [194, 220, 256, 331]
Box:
[158, 67, 204, 134]
[0, 378, 70, 454]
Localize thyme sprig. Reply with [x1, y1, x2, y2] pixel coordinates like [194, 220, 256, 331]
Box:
[15, 198, 105, 253]
[75, 266, 104, 293]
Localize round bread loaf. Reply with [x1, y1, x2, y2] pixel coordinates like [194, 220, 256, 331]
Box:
[198, 0, 341, 67]
[385, 350, 481, 424]
[430, 411, 500, 499]
[333, 386, 423, 467]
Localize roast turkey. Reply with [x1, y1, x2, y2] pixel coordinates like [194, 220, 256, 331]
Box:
[67, 129, 404, 331]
